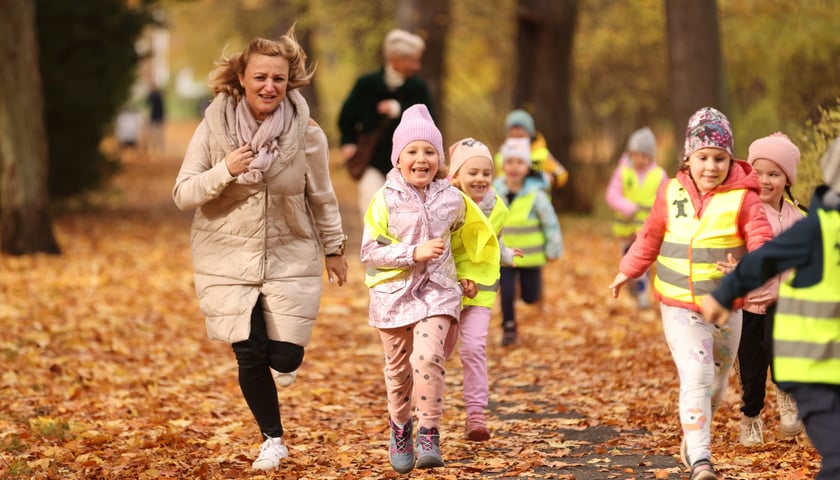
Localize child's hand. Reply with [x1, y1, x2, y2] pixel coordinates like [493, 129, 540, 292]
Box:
[414, 238, 445, 262]
[715, 253, 738, 275]
[460, 279, 478, 298]
[608, 272, 630, 298]
[513, 248, 524, 258]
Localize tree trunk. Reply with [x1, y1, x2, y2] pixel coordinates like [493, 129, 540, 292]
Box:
[514, 0, 580, 212]
[397, 0, 451, 132]
[0, 0, 60, 255]
[665, 0, 727, 163]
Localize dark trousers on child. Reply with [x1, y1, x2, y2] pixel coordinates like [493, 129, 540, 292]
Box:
[783, 383, 840, 479]
[737, 306, 776, 417]
[500, 266, 542, 331]
[232, 299, 304, 439]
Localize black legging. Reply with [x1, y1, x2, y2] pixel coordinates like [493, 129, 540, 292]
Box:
[499, 266, 542, 328]
[737, 305, 775, 417]
[232, 299, 304, 439]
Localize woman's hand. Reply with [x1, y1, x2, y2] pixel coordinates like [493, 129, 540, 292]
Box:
[325, 255, 348, 286]
[225, 144, 254, 176]
[715, 252, 738, 275]
[608, 272, 630, 298]
[700, 295, 731, 326]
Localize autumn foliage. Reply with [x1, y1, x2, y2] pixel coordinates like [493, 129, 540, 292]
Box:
[0, 122, 821, 479]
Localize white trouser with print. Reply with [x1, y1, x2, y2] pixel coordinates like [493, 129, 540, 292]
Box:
[660, 303, 741, 465]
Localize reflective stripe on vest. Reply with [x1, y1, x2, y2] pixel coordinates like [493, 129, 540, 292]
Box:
[363, 187, 409, 288]
[653, 180, 747, 307]
[773, 208, 840, 385]
[612, 165, 665, 237]
[502, 191, 546, 267]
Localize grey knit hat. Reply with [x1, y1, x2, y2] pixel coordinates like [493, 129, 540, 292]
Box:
[626, 127, 656, 159]
[504, 109, 536, 138]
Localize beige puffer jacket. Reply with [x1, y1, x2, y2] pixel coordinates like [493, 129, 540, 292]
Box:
[173, 90, 345, 345]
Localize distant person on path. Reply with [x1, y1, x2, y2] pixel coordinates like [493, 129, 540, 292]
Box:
[338, 28, 434, 220]
[609, 107, 773, 480]
[701, 136, 840, 480]
[726, 133, 806, 447]
[605, 126, 668, 309]
[493, 137, 563, 346]
[443, 138, 521, 441]
[361, 104, 463, 473]
[493, 109, 568, 192]
[172, 29, 348, 472]
[146, 84, 166, 156]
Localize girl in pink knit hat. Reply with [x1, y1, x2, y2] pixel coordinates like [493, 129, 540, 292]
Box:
[728, 132, 807, 448]
[443, 138, 522, 441]
[361, 104, 464, 473]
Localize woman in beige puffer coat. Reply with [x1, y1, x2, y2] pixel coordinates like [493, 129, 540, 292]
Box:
[172, 29, 347, 471]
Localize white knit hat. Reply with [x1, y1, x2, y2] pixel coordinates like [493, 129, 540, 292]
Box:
[500, 137, 531, 167]
[383, 29, 425, 58]
[627, 127, 656, 159]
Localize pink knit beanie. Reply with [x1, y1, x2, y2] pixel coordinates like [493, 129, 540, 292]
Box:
[748, 132, 800, 185]
[390, 104, 443, 167]
[448, 138, 493, 176]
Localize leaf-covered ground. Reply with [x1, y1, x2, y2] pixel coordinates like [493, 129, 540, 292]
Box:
[1, 121, 820, 479]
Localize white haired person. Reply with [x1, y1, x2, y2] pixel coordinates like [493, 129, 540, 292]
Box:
[338, 28, 435, 219]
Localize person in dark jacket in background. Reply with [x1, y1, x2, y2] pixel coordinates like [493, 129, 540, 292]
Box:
[338, 28, 434, 219]
[701, 136, 840, 480]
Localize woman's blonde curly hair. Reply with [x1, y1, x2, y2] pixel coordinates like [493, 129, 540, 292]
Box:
[208, 24, 315, 103]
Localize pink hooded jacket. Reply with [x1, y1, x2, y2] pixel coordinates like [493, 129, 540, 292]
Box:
[361, 169, 466, 328]
[619, 159, 773, 312]
[743, 200, 805, 313]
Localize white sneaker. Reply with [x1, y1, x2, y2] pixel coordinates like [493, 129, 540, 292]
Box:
[252, 436, 289, 470]
[272, 369, 298, 387]
[739, 414, 764, 447]
[776, 388, 805, 437]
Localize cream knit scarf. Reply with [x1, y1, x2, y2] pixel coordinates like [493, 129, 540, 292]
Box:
[233, 98, 286, 185]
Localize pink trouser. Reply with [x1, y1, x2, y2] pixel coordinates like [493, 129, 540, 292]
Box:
[378, 315, 451, 430]
[443, 306, 490, 415]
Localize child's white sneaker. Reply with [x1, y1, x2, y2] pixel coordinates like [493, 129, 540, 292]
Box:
[272, 369, 298, 387]
[776, 388, 804, 437]
[739, 414, 764, 447]
[252, 436, 288, 470]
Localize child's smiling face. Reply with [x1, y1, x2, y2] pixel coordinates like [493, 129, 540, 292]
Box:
[752, 158, 788, 208]
[453, 156, 493, 202]
[396, 140, 439, 189]
[686, 147, 732, 194]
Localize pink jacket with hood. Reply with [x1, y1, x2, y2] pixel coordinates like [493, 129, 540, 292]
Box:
[361, 169, 466, 328]
[619, 159, 773, 312]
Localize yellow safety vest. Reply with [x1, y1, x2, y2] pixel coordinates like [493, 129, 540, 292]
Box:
[653, 180, 747, 307]
[364, 188, 500, 291]
[773, 208, 840, 385]
[452, 196, 507, 308]
[612, 165, 665, 238]
[502, 191, 546, 267]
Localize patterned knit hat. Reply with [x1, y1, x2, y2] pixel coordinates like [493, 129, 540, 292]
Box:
[449, 138, 493, 177]
[748, 132, 800, 185]
[684, 107, 734, 159]
[390, 104, 443, 167]
[821, 136, 840, 194]
[627, 126, 656, 158]
[504, 109, 536, 138]
[500, 137, 532, 167]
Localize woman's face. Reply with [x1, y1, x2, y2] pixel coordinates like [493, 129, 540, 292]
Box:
[239, 53, 289, 121]
[396, 140, 439, 189]
[752, 158, 788, 208]
[453, 156, 494, 202]
[686, 147, 731, 194]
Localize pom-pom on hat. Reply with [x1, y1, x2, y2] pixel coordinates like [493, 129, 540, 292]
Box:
[449, 138, 493, 177]
[500, 137, 532, 167]
[684, 107, 734, 159]
[504, 109, 536, 138]
[390, 104, 443, 167]
[821, 136, 840, 195]
[748, 132, 800, 185]
[627, 126, 656, 158]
